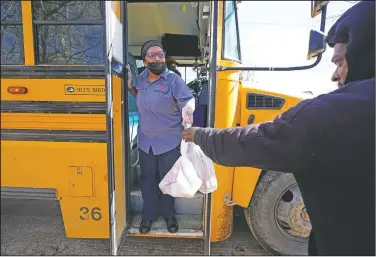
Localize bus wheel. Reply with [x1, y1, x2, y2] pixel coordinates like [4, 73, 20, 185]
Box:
[244, 171, 311, 256]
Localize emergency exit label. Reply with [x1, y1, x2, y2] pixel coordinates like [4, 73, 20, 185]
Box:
[65, 85, 106, 96]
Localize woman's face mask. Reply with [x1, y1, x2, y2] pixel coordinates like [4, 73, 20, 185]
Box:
[144, 47, 167, 75]
[147, 62, 167, 75]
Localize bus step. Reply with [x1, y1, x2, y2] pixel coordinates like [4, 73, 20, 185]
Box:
[130, 188, 203, 215]
[128, 213, 203, 237]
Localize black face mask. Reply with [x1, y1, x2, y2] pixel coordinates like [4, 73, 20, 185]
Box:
[147, 62, 167, 75]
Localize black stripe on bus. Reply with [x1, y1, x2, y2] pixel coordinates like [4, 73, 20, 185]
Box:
[0, 129, 106, 143]
[0, 60, 128, 78]
[1, 66, 105, 79]
[1, 101, 106, 114]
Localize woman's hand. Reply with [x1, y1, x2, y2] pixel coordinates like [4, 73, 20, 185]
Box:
[126, 64, 138, 97]
[182, 99, 195, 128]
[126, 64, 133, 88]
[181, 127, 199, 142]
[182, 111, 194, 128]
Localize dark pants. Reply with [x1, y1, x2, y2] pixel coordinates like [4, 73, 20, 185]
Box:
[139, 146, 180, 221]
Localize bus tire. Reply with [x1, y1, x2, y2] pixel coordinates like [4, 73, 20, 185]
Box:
[244, 171, 310, 256]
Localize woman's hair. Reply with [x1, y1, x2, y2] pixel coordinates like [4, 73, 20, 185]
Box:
[140, 40, 164, 61]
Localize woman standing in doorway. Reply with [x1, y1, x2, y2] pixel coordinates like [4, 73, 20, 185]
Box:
[126, 40, 195, 234]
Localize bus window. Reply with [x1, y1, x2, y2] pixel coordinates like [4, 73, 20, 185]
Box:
[1, 0, 24, 65]
[223, 0, 242, 62]
[31, 1, 104, 65]
[177, 66, 197, 84]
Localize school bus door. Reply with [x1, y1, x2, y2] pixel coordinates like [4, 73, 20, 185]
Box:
[104, 1, 130, 255]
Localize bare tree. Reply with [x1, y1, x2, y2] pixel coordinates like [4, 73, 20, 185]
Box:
[1, 0, 24, 64]
[33, 1, 104, 65]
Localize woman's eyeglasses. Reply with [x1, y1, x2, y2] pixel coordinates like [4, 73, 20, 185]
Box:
[146, 51, 166, 59]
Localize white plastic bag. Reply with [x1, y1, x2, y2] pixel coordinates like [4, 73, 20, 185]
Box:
[159, 142, 202, 198]
[180, 141, 218, 194]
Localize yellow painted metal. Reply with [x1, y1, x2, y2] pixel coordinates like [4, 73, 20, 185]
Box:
[208, 1, 242, 242]
[68, 166, 94, 197]
[1, 68, 108, 240]
[21, 1, 35, 66]
[1, 113, 105, 131]
[239, 86, 303, 127]
[216, 1, 224, 65]
[1, 78, 106, 131]
[112, 74, 127, 242]
[209, 69, 241, 242]
[232, 167, 262, 208]
[0, 140, 110, 238]
[0, 0, 123, 241]
[0, 142, 101, 191]
[231, 84, 303, 208]
[111, 1, 122, 21]
[60, 196, 109, 238]
[1, 79, 105, 102]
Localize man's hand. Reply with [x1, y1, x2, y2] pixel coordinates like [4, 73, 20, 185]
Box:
[182, 127, 199, 142]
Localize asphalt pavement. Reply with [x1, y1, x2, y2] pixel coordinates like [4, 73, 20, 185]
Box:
[1, 199, 269, 256]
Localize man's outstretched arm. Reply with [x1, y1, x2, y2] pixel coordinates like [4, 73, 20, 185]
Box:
[183, 99, 318, 173]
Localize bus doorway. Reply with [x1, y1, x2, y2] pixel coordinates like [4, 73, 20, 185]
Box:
[123, 1, 212, 240]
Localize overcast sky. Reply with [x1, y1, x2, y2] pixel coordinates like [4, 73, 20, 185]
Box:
[237, 1, 358, 96]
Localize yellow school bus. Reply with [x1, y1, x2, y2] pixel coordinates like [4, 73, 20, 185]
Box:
[0, 0, 328, 255]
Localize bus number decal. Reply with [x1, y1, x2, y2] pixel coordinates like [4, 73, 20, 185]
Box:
[80, 207, 102, 221]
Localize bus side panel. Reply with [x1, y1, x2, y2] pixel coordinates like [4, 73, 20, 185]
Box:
[112, 75, 127, 240]
[209, 0, 235, 242]
[1, 113, 105, 131]
[1, 78, 105, 102]
[210, 68, 240, 242]
[232, 168, 262, 208]
[231, 84, 303, 208]
[0, 140, 110, 238]
[1, 77, 110, 238]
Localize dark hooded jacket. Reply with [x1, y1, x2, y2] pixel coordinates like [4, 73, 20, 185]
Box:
[193, 1, 375, 255]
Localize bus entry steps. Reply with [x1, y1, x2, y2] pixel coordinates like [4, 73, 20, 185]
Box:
[129, 213, 203, 237]
[130, 188, 204, 215]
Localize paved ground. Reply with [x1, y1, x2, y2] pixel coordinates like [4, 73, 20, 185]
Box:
[1, 199, 269, 256]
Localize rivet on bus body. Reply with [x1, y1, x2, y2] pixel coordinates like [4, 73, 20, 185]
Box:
[8, 86, 28, 94]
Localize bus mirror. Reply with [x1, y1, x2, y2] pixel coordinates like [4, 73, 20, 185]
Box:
[311, 1, 329, 18]
[307, 30, 326, 60]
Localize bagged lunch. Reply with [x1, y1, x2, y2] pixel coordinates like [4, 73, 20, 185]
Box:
[159, 140, 202, 198]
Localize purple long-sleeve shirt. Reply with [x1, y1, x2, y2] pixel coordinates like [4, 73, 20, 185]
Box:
[193, 78, 375, 256]
[135, 68, 194, 155]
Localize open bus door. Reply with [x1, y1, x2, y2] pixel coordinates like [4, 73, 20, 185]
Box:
[103, 1, 224, 255]
[104, 1, 129, 255]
